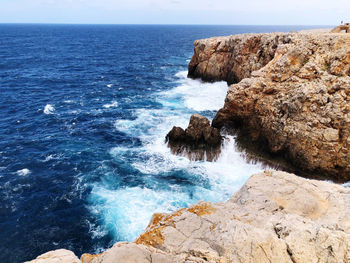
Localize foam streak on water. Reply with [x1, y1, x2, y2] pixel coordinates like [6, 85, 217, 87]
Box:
[88, 71, 267, 242]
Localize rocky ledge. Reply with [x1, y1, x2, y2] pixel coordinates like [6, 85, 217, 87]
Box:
[188, 32, 350, 181]
[27, 171, 350, 263]
[166, 114, 222, 161]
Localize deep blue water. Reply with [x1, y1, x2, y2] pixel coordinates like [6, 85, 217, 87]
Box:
[0, 24, 327, 262]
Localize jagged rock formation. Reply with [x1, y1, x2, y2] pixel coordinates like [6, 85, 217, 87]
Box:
[188, 34, 283, 85]
[166, 114, 222, 161]
[25, 249, 80, 263]
[32, 171, 350, 263]
[188, 32, 350, 181]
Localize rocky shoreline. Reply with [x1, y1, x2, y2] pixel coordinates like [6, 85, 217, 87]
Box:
[186, 31, 350, 181]
[28, 171, 350, 263]
[27, 30, 350, 262]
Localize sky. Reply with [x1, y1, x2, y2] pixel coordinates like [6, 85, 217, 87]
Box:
[0, 0, 349, 25]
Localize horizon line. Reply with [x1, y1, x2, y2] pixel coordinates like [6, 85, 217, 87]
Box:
[0, 22, 334, 27]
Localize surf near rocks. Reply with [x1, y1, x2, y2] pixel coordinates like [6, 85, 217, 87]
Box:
[166, 114, 222, 161]
[29, 171, 350, 263]
[186, 31, 350, 181]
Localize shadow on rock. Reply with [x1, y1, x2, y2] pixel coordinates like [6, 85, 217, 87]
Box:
[165, 114, 223, 161]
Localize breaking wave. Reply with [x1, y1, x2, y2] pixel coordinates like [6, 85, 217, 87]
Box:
[87, 71, 267, 241]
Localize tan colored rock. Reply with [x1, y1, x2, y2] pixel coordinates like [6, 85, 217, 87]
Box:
[188, 33, 282, 84]
[65, 171, 350, 263]
[25, 249, 80, 263]
[331, 23, 350, 33]
[81, 253, 103, 263]
[188, 32, 350, 180]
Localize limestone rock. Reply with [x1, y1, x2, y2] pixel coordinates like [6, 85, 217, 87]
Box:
[166, 114, 222, 161]
[77, 171, 350, 263]
[25, 249, 80, 263]
[331, 23, 350, 33]
[189, 32, 350, 181]
[188, 33, 284, 84]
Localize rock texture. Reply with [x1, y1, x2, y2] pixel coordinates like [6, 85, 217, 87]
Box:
[40, 171, 350, 263]
[331, 23, 350, 33]
[166, 114, 222, 161]
[189, 32, 350, 181]
[25, 249, 80, 263]
[188, 34, 283, 84]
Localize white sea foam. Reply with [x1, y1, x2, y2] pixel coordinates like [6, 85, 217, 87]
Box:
[43, 154, 62, 162]
[90, 70, 269, 241]
[161, 71, 228, 111]
[88, 185, 212, 241]
[17, 168, 31, 176]
[44, 155, 55, 162]
[103, 101, 118, 109]
[44, 104, 55, 114]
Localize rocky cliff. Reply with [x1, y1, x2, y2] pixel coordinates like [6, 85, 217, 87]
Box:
[188, 32, 350, 181]
[26, 31, 350, 263]
[27, 171, 350, 263]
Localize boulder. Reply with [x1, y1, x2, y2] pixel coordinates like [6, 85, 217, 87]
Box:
[25, 249, 80, 263]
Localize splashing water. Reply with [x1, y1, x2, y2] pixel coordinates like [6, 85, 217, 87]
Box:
[87, 71, 268, 242]
[44, 104, 55, 114]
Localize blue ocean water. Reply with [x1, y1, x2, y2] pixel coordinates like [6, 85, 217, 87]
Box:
[0, 24, 326, 262]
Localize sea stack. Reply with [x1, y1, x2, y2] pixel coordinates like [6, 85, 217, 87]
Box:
[166, 114, 222, 161]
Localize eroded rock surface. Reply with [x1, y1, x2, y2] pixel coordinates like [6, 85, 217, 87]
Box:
[166, 114, 222, 161]
[44, 171, 350, 263]
[25, 249, 80, 263]
[189, 32, 350, 180]
[331, 23, 350, 33]
[188, 33, 285, 84]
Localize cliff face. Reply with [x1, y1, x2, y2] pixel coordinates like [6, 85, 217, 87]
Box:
[189, 32, 350, 181]
[28, 171, 350, 263]
[188, 34, 284, 84]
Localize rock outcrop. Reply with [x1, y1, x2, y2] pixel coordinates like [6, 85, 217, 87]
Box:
[25, 249, 80, 263]
[331, 23, 350, 33]
[166, 114, 222, 161]
[31, 171, 350, 263]
[188, 33, 285, 84]
[189, 32, 350, 181]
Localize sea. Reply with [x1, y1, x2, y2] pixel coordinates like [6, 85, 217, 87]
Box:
[0, 24, 327, 262]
